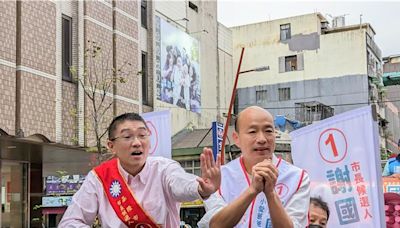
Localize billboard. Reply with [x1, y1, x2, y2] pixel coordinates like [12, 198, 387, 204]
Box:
[155, 16, 201, 113]
[45, 175, 85, 196]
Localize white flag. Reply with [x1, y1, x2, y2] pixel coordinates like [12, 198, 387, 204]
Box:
[290, 106, 385, 227]
[142, 110, 171, 159]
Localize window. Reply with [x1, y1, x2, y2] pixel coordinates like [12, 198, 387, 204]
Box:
[189, 1, 198, 13]
[141, 51, 149, 105]
[295, 102, 334, 123]
[280, 23, 291, 41]
[62, 15, 72, 81]
[278, 88, 291, 101]
[285, 55, 297, 72]
[141, 0, 147, 28]
[279, 54, 303, 73]
[256, 90, 268, 103]
[233, 93, 238, 116]
[179, 160, 201, 176]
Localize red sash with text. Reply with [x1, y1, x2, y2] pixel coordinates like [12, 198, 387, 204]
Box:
[94, 158, 159, 228]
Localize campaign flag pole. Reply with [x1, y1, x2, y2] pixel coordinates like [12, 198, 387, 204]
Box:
[220, 47, 245, 164]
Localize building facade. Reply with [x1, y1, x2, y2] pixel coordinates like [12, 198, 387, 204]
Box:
[233, 13, 383, 117]
[232, 13, 386, 145]
[383, 55, 400, 155]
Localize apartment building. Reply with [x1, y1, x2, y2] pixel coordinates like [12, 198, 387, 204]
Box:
[383, 55, 400, 154]
[232, 13, 383, 120]
[231, 13, 386, 138]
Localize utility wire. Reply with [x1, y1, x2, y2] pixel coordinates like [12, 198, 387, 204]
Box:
[156, 99, 400, 111]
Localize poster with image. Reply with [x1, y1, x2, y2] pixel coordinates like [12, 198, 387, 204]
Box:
[155, 16, 201, 113]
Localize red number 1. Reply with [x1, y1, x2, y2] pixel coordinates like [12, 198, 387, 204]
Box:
[276, 185, 283, 195]
[325, 133, 338, 157]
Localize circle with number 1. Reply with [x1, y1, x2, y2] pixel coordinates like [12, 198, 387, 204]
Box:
[275, 183, 289, 198]
[146, 121, 159, 155]
[318, 128, 347, 163]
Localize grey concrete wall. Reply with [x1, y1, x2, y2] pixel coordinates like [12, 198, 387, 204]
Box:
[385, 105, 400, 147]
[237, 74, 369, 119]
[387, 85, 400, 110]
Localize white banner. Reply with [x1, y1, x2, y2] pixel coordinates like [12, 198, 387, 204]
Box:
[142, 110, 171, 159]
[290, 106, 385, 227]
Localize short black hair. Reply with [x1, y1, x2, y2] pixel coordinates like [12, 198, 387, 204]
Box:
[234, 116, 239, 132]
[108, 113, 148, 139]
[310, 197, 330, 220]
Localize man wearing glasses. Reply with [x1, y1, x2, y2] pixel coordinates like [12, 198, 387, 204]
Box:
[59, 113, 221, 227]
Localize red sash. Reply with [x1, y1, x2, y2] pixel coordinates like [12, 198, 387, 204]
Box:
[94, 158, 159, 228]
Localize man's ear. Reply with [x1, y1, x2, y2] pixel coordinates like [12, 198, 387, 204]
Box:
[232, 131, 240, 148]
[107, 140, 115, 154]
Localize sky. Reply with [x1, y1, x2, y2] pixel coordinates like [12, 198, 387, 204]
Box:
[217, 1, 400, 57]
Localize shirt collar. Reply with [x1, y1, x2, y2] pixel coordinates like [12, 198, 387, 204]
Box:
[117, 158, 149, 185]
[272, 153, 278, 166]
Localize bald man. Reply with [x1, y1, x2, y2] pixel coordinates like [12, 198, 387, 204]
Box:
[198, 106, 310, 228]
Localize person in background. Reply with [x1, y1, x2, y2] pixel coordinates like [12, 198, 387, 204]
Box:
[198, 106, 310, 228]
[59, 112, 221, 227]
[308, 197, 330, 228]
[383, 153, 400, 178]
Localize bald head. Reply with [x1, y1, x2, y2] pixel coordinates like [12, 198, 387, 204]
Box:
[235, 106, 274, 132]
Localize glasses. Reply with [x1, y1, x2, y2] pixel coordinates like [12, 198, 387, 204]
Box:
[110, 130, 150, 143]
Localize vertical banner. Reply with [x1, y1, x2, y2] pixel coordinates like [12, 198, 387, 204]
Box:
[290, 106, 385, 227]
[212, 121, 224, 161]
[142, 110, 171, 159]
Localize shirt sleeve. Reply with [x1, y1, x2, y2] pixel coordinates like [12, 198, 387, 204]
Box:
[58, 171, 99, 227]
[285, 171, 311, 228]
[382, 161, 390, 176]
[197, 193, 226, 228]
[164, 161, 202, 202]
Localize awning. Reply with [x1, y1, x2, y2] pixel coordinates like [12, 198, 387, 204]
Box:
[42, 207, 67, 215]
[383, 72, 400, 86]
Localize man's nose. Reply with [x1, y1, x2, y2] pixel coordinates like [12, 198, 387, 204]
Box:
[255, 132, 267, 143]
[130, 137, 142, 147]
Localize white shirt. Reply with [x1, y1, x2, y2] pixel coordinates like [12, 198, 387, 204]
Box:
[59, 156, 201, 228]
[198, 155, 310, 228]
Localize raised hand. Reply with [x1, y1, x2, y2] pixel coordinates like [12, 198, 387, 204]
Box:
[253, 159, 278, 196]
[197, 147, 221, 198]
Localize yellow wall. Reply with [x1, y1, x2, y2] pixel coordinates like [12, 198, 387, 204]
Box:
[232, 13, 368, 88]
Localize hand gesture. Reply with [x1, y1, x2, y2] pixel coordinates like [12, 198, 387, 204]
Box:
[250, 166, 265, 195]
[197, 148, 221, 198]
[254, 159, 278, 196]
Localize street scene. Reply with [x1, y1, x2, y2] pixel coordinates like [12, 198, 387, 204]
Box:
[0, 0, 399, 227]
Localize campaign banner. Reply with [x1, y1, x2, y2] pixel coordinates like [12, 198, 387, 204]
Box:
[212, 121, 224, 161]
[290, 106, 385, 227]
[142, 110, 172, 159]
